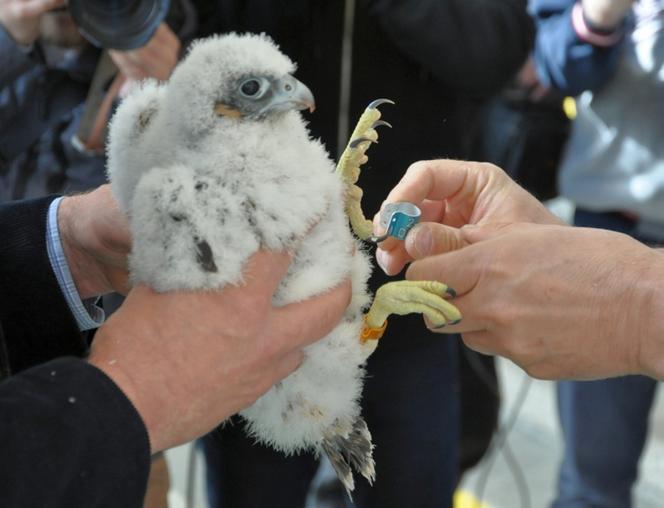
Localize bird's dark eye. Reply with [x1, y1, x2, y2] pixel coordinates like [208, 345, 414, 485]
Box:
[241, 79, 261, 97]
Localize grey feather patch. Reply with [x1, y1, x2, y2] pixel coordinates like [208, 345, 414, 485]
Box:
[346, 418, 376, 484]
[321, 417, 375, 498]
[195, 239, 218, 273]
[322, 438, 355, 497]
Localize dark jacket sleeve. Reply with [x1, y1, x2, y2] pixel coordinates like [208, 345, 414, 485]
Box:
[0, 195, 87, 375]
[0, 197, 151, 506]
[0, 24, 40, 90]
[531, 0, 626, 95]
[0, 357, 151, 507]
[363, 0, 535, 95]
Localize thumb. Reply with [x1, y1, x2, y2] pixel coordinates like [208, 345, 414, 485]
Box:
[240, 250, 293, 298]
[404, 223, 467, 259]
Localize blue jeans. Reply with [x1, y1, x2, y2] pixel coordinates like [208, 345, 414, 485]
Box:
[553, 209, 659, 508]
[200, 315, 460, 508]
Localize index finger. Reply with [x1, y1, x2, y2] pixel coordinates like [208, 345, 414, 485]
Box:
[385, 159, 479, 205]
[405, 247, 488, 334]
[377, 159, 485, 253]
[14, 0, 64, 17]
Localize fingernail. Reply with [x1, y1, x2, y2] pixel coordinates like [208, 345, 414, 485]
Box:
[376, 249, 390, 274]
[412, 225, 432, 257]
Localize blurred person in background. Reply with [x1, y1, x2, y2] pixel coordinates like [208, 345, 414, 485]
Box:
[192, 1, 534, 507]
[0, 1, 195, 505]
[0, 0, 190, 202]
[532, 0, 664, 506]
[480, 55, 570, 204]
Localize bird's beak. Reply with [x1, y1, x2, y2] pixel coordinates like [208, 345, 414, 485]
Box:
[261, 75, 316, 115]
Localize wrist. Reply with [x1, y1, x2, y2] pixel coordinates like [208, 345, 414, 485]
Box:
[0, 19, 39, 46]
[637, 249, 664, 379]
[580, 0, 631, 31]
[58, 195, 114, 299]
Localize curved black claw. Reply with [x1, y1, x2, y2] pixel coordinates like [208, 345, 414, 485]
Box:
[449, 318, 462, 326]
[368, 98, 395, 109]
[372, 120, 393, 129]
[350, 137, 377, 149]
[445, 287, 457, 299]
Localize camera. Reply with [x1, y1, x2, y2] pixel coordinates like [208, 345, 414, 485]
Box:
[67, 0, 171, 50]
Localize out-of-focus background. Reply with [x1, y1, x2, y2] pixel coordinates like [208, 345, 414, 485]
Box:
[165, 354, 664, 508]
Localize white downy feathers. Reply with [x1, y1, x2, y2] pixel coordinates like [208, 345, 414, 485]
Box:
[107, 33, 376, 492]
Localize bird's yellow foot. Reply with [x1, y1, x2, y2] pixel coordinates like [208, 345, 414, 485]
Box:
[361, 281, 461, 344]
[336, 99, 394, 240]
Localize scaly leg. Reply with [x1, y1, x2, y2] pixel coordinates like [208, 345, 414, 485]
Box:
[361, 281, 462, 347]
[337, 102, 462, 344]
[336, 99, 393, 240]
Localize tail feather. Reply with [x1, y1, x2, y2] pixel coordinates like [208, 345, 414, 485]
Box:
[345, 418, 376, 484]
[321, 416, 375, 497]
[321, 438, 355, 496]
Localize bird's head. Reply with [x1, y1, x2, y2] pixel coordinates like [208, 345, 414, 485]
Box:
[164, 33, 315, 136]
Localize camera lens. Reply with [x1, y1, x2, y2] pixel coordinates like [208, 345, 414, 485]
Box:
[68, 0, 171, 50]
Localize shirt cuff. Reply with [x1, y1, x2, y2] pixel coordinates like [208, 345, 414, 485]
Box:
[46, 198, 105, 331]
[572, 2, 624, 47]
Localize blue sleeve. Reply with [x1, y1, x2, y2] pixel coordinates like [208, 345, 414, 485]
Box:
[46, 198, 105, 331]
[531, 0, 626, 95]
[0, 24, 39, 90]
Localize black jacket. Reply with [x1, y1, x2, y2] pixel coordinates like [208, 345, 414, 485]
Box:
[0, 196, 150, 507]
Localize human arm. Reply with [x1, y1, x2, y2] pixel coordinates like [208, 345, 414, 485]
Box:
[364, 0, 534, 95]
[0, 195, 87, 374]
[405, 222, 664, 380]
[376, 158, 664, 379]
[0, 186, 351, 505]
[0, 253, 350, 506]
[0, 0, 63, 86]
[0, 0, 62, 45]
[51, 185, 352, 452]
[109, 23, 181, 96]
[0, 191, 145, 506]
[531, 0, 632, 95]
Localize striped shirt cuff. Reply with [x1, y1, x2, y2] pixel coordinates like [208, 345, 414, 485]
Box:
[46, 198, 105, 331]
[572, 2, 624, 47]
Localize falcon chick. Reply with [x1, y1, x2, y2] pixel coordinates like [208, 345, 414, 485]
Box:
[107, 33, 460, 493]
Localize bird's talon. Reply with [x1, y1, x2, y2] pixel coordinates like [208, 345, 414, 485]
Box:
[368, 98, 395, 109]
[445, 287, 457, 299]
[372, 120, 392, 129]
[349, 137, 376, 149]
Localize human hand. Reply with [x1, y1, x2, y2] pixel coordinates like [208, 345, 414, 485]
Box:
[375, 159, 563, 275]
[109, 23, 180, 94]
[88, 250, 352, 453]
[0, 0, 63, 45]
[406, 222, 664, 380]
[581, 0, 635, 30]
[58, 185, 131, 298]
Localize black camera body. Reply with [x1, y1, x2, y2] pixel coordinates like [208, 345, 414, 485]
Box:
[67, 0, 171, 50]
